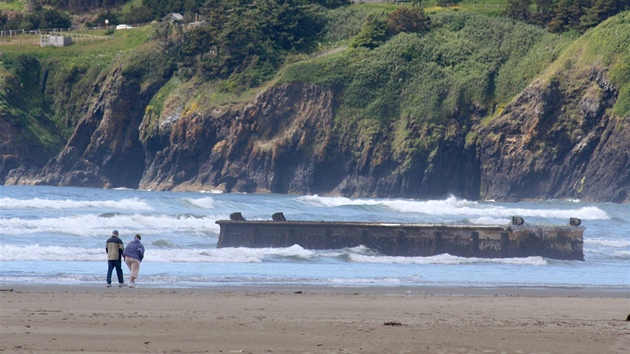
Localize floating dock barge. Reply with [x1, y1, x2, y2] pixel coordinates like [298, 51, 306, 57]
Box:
[216, 213, 585, 260]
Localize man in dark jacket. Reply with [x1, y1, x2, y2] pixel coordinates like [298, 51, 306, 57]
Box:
[106, 230, 125, 287]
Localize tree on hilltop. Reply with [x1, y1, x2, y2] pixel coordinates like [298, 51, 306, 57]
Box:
[581, 0, 630, 29]
[351, 7, 430, 50]
[504, 0, 532, 22]
[351, 12, 389, 49]
[387, 7, 430, 36]
[168, 0, 324, 90]
[548, 0, 589, 33]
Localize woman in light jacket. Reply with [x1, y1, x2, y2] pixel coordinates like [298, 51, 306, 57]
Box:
[123, 234, 145, 288]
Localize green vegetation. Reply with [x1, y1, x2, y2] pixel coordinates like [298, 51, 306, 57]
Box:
[276, 9, 581, 166]
[0, 53, 65, 163]
[503, 0, 630, 33]
[282, 11, 569, 124]
[1, 0, 625, 38]
[143, 75, 180, 134]
[541, 11, 630, 117]
[0, 2, 628, 173]
[350, 7, 430, 49]
[0, 24, 153, 138]
[0, 0, 25, 12]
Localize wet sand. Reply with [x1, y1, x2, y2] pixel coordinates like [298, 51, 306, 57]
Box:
[1, 285, 629, 353]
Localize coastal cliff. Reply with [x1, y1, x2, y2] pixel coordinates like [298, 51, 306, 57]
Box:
[8, 76, 482, 199]
[2, 11, 629, 202]
[139, 81, 480, 199]
[9, 72, 627, 201]
[480, 75, 629, 202]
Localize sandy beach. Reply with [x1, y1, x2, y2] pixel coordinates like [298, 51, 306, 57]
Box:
[1, 285, 628, 353]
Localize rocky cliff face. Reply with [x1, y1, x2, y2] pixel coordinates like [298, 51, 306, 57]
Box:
[479, 68, 629, 202]
[138, 81, 481, 199]
[8, 74, 480, 199]
[139, 83, 337, 194]
[5, 56, 628, 202]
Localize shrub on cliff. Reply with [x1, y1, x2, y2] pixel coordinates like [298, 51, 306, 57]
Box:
[387, 7, 430, 36]
[350, 12, 389, 49]
[350, 7, 430, 50]
[318, 5, 369, 44]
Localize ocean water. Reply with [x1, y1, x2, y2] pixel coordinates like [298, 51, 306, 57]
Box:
[0, 185, 628, 291]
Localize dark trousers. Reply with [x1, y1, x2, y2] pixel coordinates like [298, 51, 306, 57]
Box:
[107, 259, 124, 284]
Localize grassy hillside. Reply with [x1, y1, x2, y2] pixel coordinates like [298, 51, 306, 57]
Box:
[0, 0, 24, 12]
[1, 6, 629, 174]
[0, 53, 66, 167]
[1, 26, 152, 124]
[539, 11, 630, 118]
[0, 25, 153, 166]
[281, 11, 571, 123]
[272, 10, 577, 168]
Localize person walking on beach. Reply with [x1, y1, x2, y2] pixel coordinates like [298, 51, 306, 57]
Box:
[106, 230, 125, 287]
[123, 234, 145, 288]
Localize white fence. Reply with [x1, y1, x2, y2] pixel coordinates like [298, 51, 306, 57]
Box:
[0, 28, 72, 36]
[355, 0, 505, 8]
[0, 26, 128, 46]
[0, 22, 150, 37]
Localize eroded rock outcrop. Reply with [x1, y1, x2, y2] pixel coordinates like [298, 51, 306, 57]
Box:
[479, 68, 630, 202]
[138, 82, 481, 199]
[139, 83, 337, 193]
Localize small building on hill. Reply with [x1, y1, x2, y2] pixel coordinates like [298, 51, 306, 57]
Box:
[163, 13, 184, 23]
[40, 35, 72, 47]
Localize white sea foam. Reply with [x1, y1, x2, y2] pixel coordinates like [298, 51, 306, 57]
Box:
[0, 213, 222, 236]
[0, 197, 152, 211]
[298, 195, 609, 220]
[348, 253, 548, 266]
[185, 197, 216, 209]
[475, 206, 608, 220]
[614, 250, 630, 258]
[298, 195, 401, 207]
[199, 189, 225, 194]
[329, 277, 403, 284]
[0, 275, 91, 284]
[468, 216, 510, 225]
[0, 245, 105, 262]
[0, 244, 547, 265]
[586, 238, 630, 248]
[0, 244, 312, 263]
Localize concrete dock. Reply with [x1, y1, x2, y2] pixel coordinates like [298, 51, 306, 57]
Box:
[216, 213, 584, 260]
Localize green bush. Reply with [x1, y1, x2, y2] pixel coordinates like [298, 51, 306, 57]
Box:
[319, 5, 370, 43]
[350, 12, 389, 49]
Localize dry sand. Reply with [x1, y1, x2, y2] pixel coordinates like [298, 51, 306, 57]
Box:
[1, 285, 629, 353]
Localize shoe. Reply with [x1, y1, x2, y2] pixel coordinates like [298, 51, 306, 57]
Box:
[119, 283, 126, 287]
[129, 284, 135, 288]
[106, 284, 111, 287]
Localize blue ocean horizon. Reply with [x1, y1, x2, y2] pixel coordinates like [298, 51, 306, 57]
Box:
[1, 185, 628, 291]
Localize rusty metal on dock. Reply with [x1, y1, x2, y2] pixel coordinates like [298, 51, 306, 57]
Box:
[216, 213, 584, 260]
